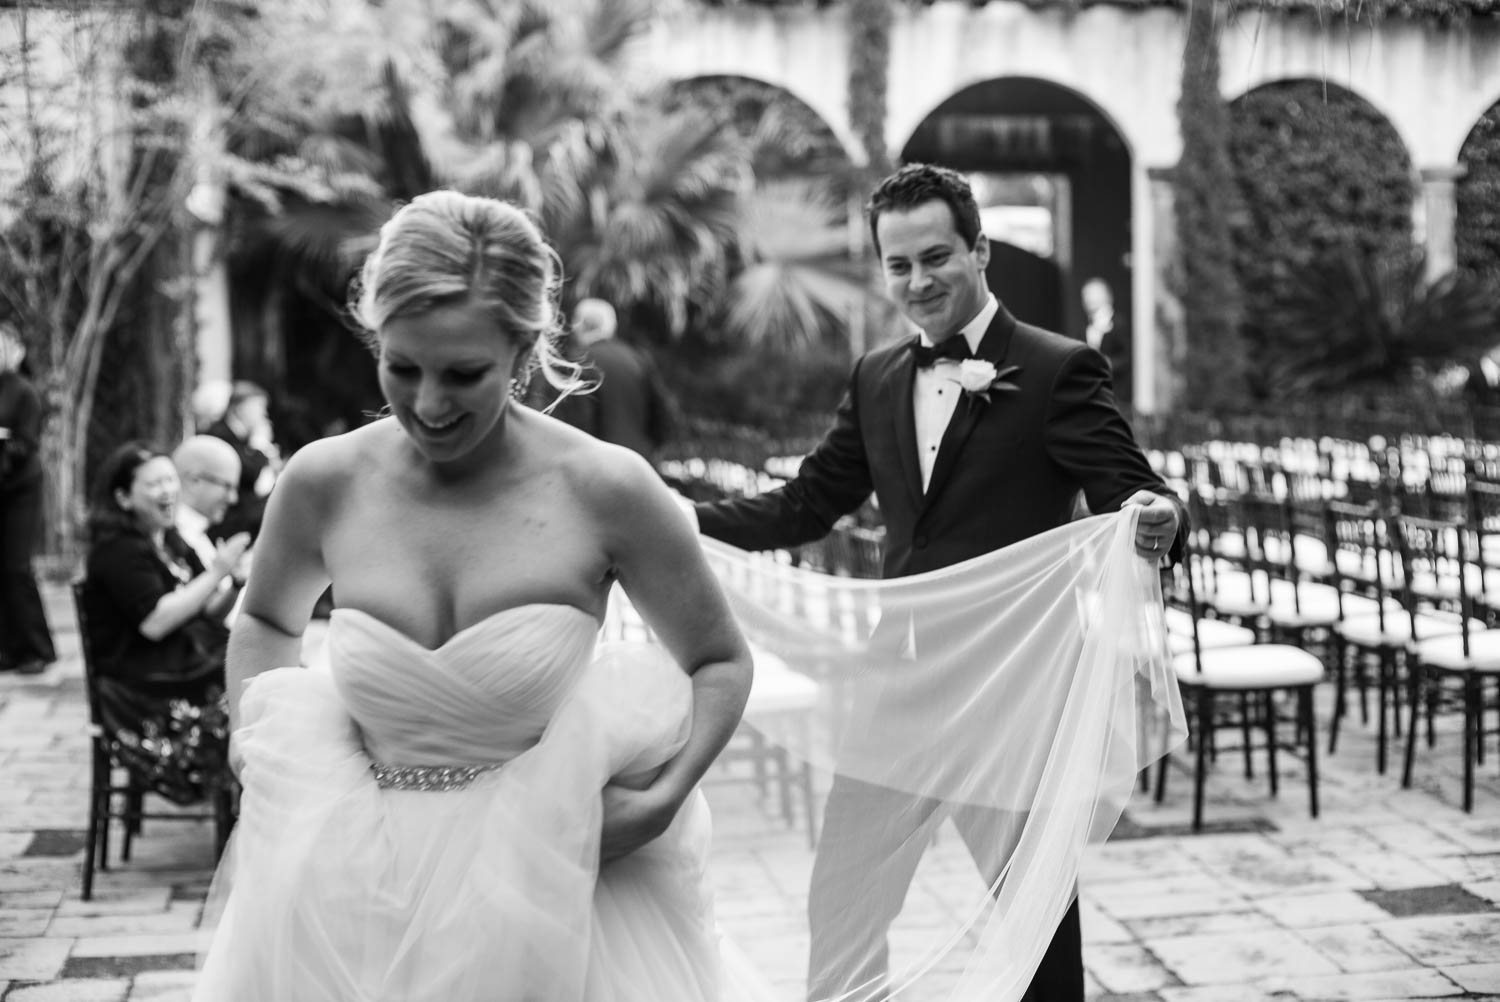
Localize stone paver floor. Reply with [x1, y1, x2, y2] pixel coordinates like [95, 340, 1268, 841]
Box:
[3, 582, 1500, 1001]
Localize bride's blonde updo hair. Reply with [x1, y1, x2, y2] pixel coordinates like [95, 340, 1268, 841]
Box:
[351, 190, 585, 401]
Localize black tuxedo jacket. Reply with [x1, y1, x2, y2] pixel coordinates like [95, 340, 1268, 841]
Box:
[697, 304, 1175, 578]
[205, 418, 271, 541]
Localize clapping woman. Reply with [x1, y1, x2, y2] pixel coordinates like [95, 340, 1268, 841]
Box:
[81, 443, 251, 804]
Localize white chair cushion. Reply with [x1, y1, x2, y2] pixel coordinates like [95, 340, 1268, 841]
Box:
[1172, 645, 1324, 689]
[1407, 564, 1500, 603]
[1212, 535, 1248, 561]
[1333, 549, 1401, 586]
[1414, 630, 1500, 673]
[1165, 609, 1258, 654]
[1333, 591, 1406, 620]
[1336, 611, 1479, 646]
[1200, 572, 1268, 618]
[1263, 535, 1328, 574]
[1262, 581, 1343, 628]
[1206, 576, 1359, 628]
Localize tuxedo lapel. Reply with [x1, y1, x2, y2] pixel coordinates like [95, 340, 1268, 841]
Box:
[921, 306, 1019, 509]
[885, 344, 924, 510]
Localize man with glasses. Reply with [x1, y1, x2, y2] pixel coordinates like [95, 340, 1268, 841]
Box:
[172, 436, 251, 606]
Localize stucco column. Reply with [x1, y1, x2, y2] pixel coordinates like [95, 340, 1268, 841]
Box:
[186, 89, 233, 388]
[186, 189, 232, 386]
[1416, 165, 1465, 284]
[1142, 165, 1184, 415]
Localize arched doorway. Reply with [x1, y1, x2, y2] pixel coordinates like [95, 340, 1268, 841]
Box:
[901, 78, 1133, 402]
[1226, 79, 1413, 398]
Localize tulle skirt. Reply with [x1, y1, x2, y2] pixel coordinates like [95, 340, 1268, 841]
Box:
[193, 657, 724, 1002]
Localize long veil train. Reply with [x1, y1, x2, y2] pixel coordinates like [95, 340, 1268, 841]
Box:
[607, 508, 1188, 1001]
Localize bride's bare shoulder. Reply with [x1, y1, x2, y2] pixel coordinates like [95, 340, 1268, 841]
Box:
[534, 416, 654, 500]
[277, 419, 397, 499]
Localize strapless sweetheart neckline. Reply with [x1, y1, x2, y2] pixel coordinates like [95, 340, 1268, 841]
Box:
[332, 603, 599, 654]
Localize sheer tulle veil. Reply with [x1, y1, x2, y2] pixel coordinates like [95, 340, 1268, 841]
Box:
[610, 508, 1187, 1002]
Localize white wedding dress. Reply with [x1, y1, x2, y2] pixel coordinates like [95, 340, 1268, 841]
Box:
[193, 604, 724, 1002]
[195, 511, 1186, 1002]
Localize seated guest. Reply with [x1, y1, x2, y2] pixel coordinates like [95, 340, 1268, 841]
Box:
[171, 435, 251, 596]
[205, 381, 281, 540]
[82, 442, 251, 805]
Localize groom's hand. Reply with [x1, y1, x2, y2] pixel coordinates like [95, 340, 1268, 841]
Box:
[600, 782, 682, 862]
[1122, 490, 1180, 562]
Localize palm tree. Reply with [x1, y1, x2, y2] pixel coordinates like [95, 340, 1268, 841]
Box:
[559, 104, 749, 337]
[215, 0, 733, 335]
[208, 0, 877, 437]
[1271, 242, 1498, 394]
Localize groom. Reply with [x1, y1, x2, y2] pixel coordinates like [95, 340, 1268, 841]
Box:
[693, 163, 1183, 1001]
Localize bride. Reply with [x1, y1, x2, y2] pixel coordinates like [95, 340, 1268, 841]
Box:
[193, 190, 755, 1001]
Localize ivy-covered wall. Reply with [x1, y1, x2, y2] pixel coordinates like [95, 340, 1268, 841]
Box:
[1458, 100, 1500, 294]
[1226, 80, 1414, 395]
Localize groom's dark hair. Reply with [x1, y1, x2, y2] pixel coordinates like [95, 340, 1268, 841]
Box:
[866, 163, 983, 257]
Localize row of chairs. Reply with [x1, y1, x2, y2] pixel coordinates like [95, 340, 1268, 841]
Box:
[1156, 432, 1496, 525]
[1167, 481, 1500, 825]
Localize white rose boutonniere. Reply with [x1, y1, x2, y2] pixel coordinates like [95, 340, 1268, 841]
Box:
[950, 360, 1022, 407]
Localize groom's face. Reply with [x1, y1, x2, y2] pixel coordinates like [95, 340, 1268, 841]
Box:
[876, 200, 990, 344]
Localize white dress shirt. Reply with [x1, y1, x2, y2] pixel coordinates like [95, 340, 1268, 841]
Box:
[1084, 305, 1114, 352]
[176, 504, 218, 571]
[913, 295, 1000, 492]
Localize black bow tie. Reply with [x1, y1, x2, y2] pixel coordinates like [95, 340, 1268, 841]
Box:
[909, 335, 972, 368]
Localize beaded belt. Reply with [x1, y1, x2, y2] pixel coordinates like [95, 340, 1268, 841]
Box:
[370, 762, 502, 792]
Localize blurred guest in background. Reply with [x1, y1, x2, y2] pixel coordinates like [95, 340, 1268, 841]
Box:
[206, 381, 281, 540]
[1081, 277, 1131, 405]
[1462, 346, 1500, 408]
[559, 298, 679, 461]
[0, 323, 55, 676]
[81, 442, 250, 803]
[172, 435, 251, 617]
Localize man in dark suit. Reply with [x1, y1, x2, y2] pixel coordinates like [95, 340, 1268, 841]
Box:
[1082, 276, 1132, 406]
[205, 381, 279, 541]
[0, 323, 55, 675]
[563, 298, 678, 461]
[693, 163, 1182, 1002]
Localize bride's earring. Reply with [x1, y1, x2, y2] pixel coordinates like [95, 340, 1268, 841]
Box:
[510, 367, 532, 400]
[510, 350, 534, 400]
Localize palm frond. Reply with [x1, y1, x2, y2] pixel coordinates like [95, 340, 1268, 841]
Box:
[578, 0, 654, 66]
[363, 62, 438, 198]
[737, 181, 851, 263]
[723, 263, 866, 354]
[1275, 242, 1499, 392]
[233, 193, 389, 282]
[296, 134, 385, 180]
[447, 140, 544, 210]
